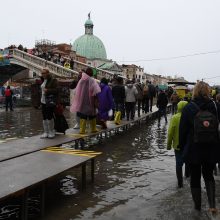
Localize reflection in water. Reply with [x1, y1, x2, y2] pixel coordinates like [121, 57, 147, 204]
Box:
[0, 109, 177, 220]
[0, 108, 43, 139]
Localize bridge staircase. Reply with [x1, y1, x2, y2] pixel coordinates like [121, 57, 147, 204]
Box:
[10, 49, 117, 80]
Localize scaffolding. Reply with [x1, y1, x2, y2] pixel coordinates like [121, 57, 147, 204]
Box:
[35, 39, 56, 52]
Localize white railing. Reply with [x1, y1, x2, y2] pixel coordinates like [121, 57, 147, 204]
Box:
[11, 49, 78, 78]
[10, 49, 125, 80]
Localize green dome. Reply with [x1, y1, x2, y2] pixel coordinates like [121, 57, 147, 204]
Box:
[73, 34, 107, 59]
[85, 19, 93, 26]
[72, 15, 107, 60]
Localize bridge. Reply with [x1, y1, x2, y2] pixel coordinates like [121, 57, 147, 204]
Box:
[0, 49, 120, 85]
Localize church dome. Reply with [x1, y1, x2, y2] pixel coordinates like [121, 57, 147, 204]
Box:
[72, 15, 107, 60]
[85, 19, 93, 26]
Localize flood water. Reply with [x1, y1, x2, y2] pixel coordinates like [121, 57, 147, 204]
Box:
[0, 107, 215, 220]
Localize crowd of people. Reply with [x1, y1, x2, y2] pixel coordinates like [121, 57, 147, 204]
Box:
[36, 66, 220, 215]
[6, 44, 74, 70]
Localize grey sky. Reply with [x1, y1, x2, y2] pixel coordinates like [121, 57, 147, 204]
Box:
[1, 0, 220, 84]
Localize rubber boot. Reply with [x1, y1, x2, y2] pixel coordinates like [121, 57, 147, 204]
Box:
[79, 119, 86, 134]
[90, 118, 98, 133]
[114, 111, 121, 125]
[40, 120, 49, 139]
[74, 116, 80, 129]
[191, 188, 201, 211]
[205, 181, 217, 213]
[176, 167, 183, 188]
[48, 119, 55, 139]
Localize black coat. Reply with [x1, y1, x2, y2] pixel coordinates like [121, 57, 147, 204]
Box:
[179, 97, 220, 164]
[157, 92, 168, 108]
[112, 85, 125, 103]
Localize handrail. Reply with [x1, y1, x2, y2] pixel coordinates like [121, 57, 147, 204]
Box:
[11, 49, 78, 78]
[10, 49, 125, 80]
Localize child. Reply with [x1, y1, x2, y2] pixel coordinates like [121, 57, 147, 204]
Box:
[167, 101, 188, 188]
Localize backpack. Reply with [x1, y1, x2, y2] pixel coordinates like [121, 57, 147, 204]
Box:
[192, 102, 219, 144]
[143, 85, 148, 96]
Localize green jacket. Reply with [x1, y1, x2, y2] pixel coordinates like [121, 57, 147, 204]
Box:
[167, 101, 188, 150]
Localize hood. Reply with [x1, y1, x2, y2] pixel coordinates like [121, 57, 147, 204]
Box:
[193, 96, 212, 110]
[100, 83, 106, 89]
[177, 101, 188, 113]
[81, 72, 89, 80]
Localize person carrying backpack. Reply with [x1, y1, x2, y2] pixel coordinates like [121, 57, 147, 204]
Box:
[179, 81, 220, 214]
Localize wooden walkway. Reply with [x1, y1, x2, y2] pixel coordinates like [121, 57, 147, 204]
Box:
[0, 105, 169, 220]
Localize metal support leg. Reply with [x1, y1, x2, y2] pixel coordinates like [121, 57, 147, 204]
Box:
[91, 159, 95, 183]
[80, 138, 85, 150]
[40, 183, 46, 218]
[81, 163, 87, 190]
[75, 140, 79, 149]
[21, 189, 29, 220]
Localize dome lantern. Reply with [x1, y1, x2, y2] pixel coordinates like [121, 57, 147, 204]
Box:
[85, 12, 93, 35]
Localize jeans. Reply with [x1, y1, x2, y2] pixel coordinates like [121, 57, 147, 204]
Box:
[172, 102, 178, 114]
[175, 150, 184, 169]
[142, 96, 149, 113]
[125, 102, 136, 120]
[189, 163, 215, 188]
[5, 97, 13, 111]
[158, 107, 167, 122]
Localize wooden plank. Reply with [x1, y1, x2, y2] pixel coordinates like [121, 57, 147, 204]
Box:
[42, 147, 102, 158]
[0, 151, 92, 200]
[0, 134, 76, 162]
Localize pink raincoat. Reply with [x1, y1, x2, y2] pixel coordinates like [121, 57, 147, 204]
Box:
[70, 72, 101, 116]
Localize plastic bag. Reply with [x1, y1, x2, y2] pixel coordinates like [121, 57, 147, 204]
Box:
[108, 109, 113, 117]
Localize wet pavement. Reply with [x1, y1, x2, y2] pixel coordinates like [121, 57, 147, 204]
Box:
[0, 107, 220, 220]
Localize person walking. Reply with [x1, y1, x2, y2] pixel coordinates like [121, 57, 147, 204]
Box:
[179, 81, 220, 213]
[70, 67, 101, 134]
[167, 101, 188, 188]
[4, 86, 13, 111]
[97, 78, 114, 129]
[170, 90, 179, 114]
[40, 69, 58, 139]
[135, 79, 143, 117]
[69, 73, 81, 129]
[142, 81, 149, 113]
[157, 90, 168, 123]
[125, 80, 138, 120]
[112, 77, 125, 125]
[148, 81, 156, 112]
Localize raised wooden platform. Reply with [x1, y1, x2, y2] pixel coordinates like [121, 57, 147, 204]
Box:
[0, 150, 95, 201]
[0, 134, 76, 162]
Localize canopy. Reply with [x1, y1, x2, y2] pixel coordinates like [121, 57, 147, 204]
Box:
[167, 78, 195, 85]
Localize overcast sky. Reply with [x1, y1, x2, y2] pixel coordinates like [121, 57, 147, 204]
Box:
[1, 0, 220, 84]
